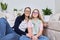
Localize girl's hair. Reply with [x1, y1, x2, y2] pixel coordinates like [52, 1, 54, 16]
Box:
[31, 9, 44, 23]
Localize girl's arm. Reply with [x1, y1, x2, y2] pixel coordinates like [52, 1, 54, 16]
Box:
[27, 27, 33, 37]
[27, 20, 33, 38]
[35, 29, 43, 38]
[35, 21, 43, 38]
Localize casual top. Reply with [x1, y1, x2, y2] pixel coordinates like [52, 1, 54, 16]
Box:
[28, 19, 43, 35]
[19, 20, 28, 32]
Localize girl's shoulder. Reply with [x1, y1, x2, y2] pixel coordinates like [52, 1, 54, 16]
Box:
[38, 19, 43, 23]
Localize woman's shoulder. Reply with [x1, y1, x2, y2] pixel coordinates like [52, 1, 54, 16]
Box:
[29, 19, 32, 22]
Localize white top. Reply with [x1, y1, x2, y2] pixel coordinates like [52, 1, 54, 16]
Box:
[28, 19, 43, 34]
[19, 20, 28, 32]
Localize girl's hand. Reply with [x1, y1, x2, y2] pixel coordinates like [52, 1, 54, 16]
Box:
[43, 22, 48, 27]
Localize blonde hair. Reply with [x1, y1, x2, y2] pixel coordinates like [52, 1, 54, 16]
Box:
[31, 9, 44, 23]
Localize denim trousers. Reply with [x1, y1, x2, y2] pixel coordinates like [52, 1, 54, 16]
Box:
[20, 35, 49, 40]
[0, 18, 20, 40]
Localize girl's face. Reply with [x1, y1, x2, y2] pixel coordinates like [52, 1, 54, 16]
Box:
[24, 8, 31, 17]
[32, 10, 39, 18]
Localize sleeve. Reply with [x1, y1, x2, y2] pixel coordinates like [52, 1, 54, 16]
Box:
[28, 20, 33, 28]
[39, 21, 43, 30]
[13, 16, 20, 29]
[13, 16, 26, 35]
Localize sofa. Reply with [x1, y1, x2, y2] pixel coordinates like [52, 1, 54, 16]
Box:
[46, 13, 60, 40]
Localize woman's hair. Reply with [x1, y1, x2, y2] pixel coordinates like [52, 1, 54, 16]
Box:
[19, 7, 31, 20]
[31, 9, 44, 23]
[24, 7, 31, 12]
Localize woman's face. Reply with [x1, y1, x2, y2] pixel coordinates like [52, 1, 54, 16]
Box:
[24, 8, 31, 17]
[32, 10, 39, 18]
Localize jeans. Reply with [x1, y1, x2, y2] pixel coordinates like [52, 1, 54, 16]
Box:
[1, 33, 20, 40]
[20, 35, 49, 40]
[0, 18, 20, 40]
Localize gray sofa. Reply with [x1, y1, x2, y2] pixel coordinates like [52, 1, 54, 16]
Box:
[46, 13, 60, 40]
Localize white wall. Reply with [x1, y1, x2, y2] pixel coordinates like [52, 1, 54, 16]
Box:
[2, 0, 55, 14]
[55, 0, 60, 13]
[0, 0, 56, 27]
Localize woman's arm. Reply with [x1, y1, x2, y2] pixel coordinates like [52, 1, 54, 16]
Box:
[13, 16, 26, 35]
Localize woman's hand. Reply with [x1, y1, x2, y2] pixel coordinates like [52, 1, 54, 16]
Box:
[26, 33, 32, 38]
[32, 36, 38, 40]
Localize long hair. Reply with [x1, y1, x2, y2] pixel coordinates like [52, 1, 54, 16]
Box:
[31, 9, 44, 23]
[24, 7, 31, 12]
[20, 13, 30, 20]
[21, 7, 31, 20]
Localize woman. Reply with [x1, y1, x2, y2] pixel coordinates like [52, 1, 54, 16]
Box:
[13, 7, 31, 36]
[20, 9, 49, 40]
[0, 7, 31, 40]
